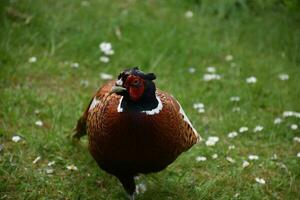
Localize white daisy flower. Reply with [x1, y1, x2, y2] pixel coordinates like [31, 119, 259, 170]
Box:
[239, 127, 248, 133]
[283, 111, 300, 118]
[234, 193, 240, 198]
[248, 154, 259, 160]
[242, 160, 250, 168]
[99, 42, 113, 55]
[293, 137, 300, 143]
[228, 145, 235, 150]
[212, 154, 218, 159]
[271, 154, 278, 160]
[46, 168, 54, 174]
[205, 136, 219, 146]
[70, 62, 79, 68]
[290, 124, 298, 130]
[81, 1, 90, 7]
[66, 164, 78, 171]
[203, 74, 221, 81]
[196, 156, 207, 162]
[206, 66, 216, 73]
[32, 156, 41, 164]
[253, 125, 263, 132]
[230, 96, 240, 102]
[185, 10, 193, 18]
[255, 177, 266, 184]
[48, 161, 56, 167]
[278, 73, 289, 81]
[232, 107, 240, 112]
[297, 152, 300, 158]
[246, 76, 257, 84]
[188, 67, 196, 74]
[35, 120, 43, 127]
[193, 103, 204, 109]
[193, 103, 205, 113]
[99, 56, 110, 63]
[225, 55, 233, 61]
[100, 73, 113, 80]
[228, 131, 238, 138]
[274, 117, 282, 124]
[28, 56, 37, 63]
[226, 157, 235, 163]
[136, 183, 147, 194]
[12, 135, 22, 143]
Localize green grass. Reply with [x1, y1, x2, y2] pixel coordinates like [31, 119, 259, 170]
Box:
[1, 0, 300, 199]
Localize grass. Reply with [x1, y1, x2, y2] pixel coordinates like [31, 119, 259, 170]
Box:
[0, 0, 300, 199]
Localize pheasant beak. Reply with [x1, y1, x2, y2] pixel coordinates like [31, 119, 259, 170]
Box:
[109, 86, 127, 95]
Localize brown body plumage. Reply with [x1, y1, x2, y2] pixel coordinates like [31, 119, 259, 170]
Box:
[74, 68, 201, 198]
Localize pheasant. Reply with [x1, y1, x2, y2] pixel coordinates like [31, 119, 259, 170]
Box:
[74, 67, 201, 199]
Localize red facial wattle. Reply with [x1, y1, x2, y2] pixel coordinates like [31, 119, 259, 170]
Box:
[129, 85, 144, 101]
[125, 75, 145, 101]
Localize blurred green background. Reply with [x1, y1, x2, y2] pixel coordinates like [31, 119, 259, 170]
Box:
[0, 0, 300, 199]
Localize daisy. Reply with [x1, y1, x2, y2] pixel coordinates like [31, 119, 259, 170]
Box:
[203, 74, 221, 81]
[185, 10, 193, 18]
[271, 154, 278, 160]
[48, 161, 56, 167]
[35, 120, 43, 127]
[242, 160, 250, 168]
[290, 124, 298, 130]
[70, 62, 79, 68]
[28, 56, 37, 63]
[278, 73, 289, 81]
[206, 66, 216, 73]
[212, 154, 218, 159]
[100, 56, 110, 63]
[99, 42, 114, 55]
[226, 157, 235, 163]
[188, 67, 196, 74]
[255, 177, 266, 184]
[196, 156, 207, 162]
[136, 183, 147, 194]
[46, 168, 54, 174]
[205, 136, 219, 146]
[248, 154, 259, 160]
[66, 164, 78, 171]
[274, 117, 282, 124]
[293, 137, 300, 143]
[225, 55, 233, 61]
[246, 76, 257, 84]
[253, 125, 263, 132]
[12, 135, 22, 143]
[239, 127, 248, 133]
[228, 131, 238, 138]
[283, 111, 300, 118]
[230, 96, 240, 102]
[193, 102, 205, 113]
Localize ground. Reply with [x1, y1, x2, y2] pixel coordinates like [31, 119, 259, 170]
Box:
[0, 0, 300, 199]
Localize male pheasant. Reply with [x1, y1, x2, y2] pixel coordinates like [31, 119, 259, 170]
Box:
[74, 67, 201, 199]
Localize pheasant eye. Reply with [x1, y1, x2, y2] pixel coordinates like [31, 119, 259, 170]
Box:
[132, 79, 140, 86]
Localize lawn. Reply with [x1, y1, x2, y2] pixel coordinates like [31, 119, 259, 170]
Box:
[0, 0, 300, 199]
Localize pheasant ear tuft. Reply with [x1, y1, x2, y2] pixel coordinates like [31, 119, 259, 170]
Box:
[146, 73, 156, 81]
